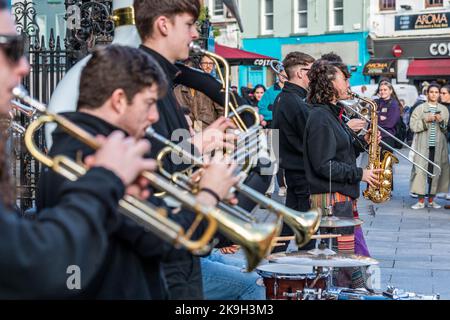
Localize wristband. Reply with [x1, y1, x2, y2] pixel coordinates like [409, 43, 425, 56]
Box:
[199, 188, 221, 203]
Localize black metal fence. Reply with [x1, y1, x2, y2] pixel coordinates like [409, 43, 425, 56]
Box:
[11, 0, 113, 212]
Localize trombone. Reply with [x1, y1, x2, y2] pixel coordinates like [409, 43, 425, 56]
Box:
[146, 127, 322, 248]
[342, 91, 441, 178]
[13, 86, 282, 271]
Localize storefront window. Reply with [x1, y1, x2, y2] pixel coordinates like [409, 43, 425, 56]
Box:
[380, 0, 396, 11]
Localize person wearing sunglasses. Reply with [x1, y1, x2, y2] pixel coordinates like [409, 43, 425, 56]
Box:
[0, 1, 157, 298]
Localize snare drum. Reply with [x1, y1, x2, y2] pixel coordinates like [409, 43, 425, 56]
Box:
[256, 264, 329, 300]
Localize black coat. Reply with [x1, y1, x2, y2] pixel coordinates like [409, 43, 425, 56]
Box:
[304, 103, 366, 199]
[1, 167, 123, 299]
[272, 82, 311, 173]
[36, 112, 203, 299]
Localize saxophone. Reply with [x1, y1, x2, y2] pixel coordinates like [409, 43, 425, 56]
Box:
[350, 92, 399, 203]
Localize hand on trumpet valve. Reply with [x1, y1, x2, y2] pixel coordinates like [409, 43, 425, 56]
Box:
[191, 117, 237, 154]
[362, 168, 384, 187]
[196, 154, 240, 206]
[84, 131, 156, 186]
[364, 129, 382, 145]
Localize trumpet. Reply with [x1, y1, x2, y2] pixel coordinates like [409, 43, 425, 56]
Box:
[189, 43, 260, 133]
[342, 91, 441, 178]
[13, 86, 282, 271]
[146, 127, 322, 248]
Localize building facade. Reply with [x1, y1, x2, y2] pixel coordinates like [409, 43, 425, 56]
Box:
[367, 0, 450, 88]
[238, 0, 372, 88]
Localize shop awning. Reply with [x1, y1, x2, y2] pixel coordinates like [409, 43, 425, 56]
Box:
[363, 59, 397, 76]
[215, 44, 277, 67]
[407, 59, 450, 77]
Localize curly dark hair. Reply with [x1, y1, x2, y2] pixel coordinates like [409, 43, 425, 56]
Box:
[307, 59, 349, 105]
[320, 52, 343, 63]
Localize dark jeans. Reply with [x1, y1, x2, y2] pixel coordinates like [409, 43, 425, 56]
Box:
[162, 255, 203, 300]
[277, 168, 286, 188]
[419, 146, 436, 199]
[272, 170, 312, 253]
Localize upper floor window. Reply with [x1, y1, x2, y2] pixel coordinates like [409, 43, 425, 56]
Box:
[212, 0, 224, 17]
[261, 0, 274, 34]
[295, 0, 308, 32]
[329, 0, 344, 31]
[380, 0, 396, 11]
[425, 0, 443, 8]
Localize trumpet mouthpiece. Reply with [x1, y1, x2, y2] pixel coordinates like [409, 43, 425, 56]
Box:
[189, 42, 203, 54]
[12, 86, 28, 100]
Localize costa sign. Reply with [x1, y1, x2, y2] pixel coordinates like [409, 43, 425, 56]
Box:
[253, 59, 276, 67]
[429, 42, 450, 56]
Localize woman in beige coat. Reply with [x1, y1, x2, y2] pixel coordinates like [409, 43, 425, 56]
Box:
[410, 84, 450, 209]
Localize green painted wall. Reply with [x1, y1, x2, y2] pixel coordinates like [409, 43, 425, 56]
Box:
[240, 0, 370, 39]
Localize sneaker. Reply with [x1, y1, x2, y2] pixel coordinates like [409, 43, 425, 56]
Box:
[410, 193, 418, 198]
[411, 202, 425, 210]
[278, 187, 287, 197]
[429, 202, 442, 209]
[446, 194, 450, 201]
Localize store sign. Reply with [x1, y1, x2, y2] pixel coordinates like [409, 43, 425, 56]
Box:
[363, 59, 396, 76]
[395, 13, 450, 31]
[429, 42, 450, 56]
[253, 59, 276, 67]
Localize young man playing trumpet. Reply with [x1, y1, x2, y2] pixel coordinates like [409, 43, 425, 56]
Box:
[133, 0, 272, 299]
[37, 45, 239, 299]
[0, 1, 157, 298]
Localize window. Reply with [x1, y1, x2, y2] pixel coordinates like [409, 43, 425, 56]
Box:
[329, 0, 344, 31]
[295, 0, 308, 32]
[261, 0, 274, 34]
[425, 0, 443, 8]
[212, 0, 224, 17]
[379, 0, 396, 11]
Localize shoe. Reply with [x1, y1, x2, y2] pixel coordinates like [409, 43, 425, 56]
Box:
[278, 187, 287, 197]
[410, 193, 418, 198]
[429, 202, 442, 209]
[446, 194, 450, 201]
[411, 202, 425, 210]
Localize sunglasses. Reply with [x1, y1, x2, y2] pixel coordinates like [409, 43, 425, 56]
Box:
[0, 34, 25, 64]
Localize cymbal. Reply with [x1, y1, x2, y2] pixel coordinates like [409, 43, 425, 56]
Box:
[267, 252, 379, 268]
[320, 216, 364, 228]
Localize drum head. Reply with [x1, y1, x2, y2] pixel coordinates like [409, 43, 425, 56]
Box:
[256, 264, 316, 280]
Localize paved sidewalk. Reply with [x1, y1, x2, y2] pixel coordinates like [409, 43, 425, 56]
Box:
[358, 149, 450, 299]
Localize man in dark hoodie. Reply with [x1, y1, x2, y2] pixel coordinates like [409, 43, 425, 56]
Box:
[37, 45, 239, 299]
[271, 52, 315, 252]
[0, 2, 155, 298]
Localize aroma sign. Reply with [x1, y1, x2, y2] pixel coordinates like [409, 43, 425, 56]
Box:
[415, 13, 449, 29]
[395, 13, 450, 31]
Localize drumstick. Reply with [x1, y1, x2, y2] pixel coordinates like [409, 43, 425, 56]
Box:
[275, 234, 342, 242]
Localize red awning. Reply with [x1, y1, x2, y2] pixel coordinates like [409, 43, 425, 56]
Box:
[407, 59, 450, 77]
[214, 43, 277, 66]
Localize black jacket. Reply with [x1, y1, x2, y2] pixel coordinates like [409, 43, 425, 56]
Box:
[272, 82, 311, 172]
[36, 112, 203, 299]
[304, 103, 366, 199]
[1, 167, 123, 299]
